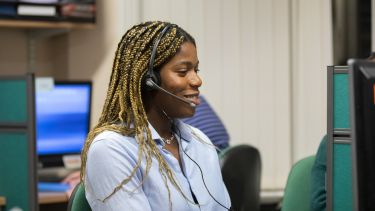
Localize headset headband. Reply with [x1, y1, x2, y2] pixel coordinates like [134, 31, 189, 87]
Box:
[146, 23, 174, 85]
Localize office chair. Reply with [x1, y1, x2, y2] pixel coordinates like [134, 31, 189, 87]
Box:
[281, 155, 315, 211]
[219, 144, 262, 211]
[67, 182, 91, 211]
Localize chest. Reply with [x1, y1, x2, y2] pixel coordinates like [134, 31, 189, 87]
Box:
[139, 146, 222, 210]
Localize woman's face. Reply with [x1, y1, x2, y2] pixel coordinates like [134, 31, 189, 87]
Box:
[152, 41, 202, 118]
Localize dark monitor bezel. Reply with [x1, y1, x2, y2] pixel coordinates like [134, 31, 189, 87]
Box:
[349, 59, 375, 211]
[37, 80, 92, 168]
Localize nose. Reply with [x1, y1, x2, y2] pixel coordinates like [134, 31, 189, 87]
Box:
[189, 71, 202, 88]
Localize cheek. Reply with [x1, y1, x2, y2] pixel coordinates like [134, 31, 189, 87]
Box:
[162, 77, 186, 93]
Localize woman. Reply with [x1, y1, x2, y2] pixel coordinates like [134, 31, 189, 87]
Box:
[81, 21, 231, 210]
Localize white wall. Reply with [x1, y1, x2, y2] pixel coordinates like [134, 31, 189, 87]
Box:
[68, 0, 333, 190]
[291, 0, 333, 163]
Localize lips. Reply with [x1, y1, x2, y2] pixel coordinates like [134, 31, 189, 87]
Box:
[184, 94, 200, 106]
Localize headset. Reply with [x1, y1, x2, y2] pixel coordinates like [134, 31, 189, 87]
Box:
[144, 23, 174, 90]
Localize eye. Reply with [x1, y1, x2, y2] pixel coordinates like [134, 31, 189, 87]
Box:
[177, 69, 188, 76]
[178, 68, 188, 72]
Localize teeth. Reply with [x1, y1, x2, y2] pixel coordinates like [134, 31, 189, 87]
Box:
[185, 96, 196, 99]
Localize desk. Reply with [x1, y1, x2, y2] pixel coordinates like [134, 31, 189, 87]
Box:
[261, 189, 283, 204]
[260, 189, 283, 211]
[39, 192, 69, 211]
[0, 193, 68, 210]
[39, 192, 69, 204]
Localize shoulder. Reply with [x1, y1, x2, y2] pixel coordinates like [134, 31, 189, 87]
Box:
[85, 131, 144, 203]
[179, 122, 215, 148]
[91, 130, 136, 147]
[85, 131, 142, 182]
[315, 136, 327, 164]
[87, 131, 139, 163]
[190, 125, 211, 143]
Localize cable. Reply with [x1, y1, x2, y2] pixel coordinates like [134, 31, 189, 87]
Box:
[173, 125, 231, 211]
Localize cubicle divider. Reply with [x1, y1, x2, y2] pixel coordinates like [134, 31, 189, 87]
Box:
[327, 66, 353, 211]
[0, 74, 38, 211]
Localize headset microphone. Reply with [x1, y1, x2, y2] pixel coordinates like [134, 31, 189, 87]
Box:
[146, 79, 196, 108]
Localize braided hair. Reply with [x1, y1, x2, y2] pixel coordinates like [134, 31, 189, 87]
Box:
[80, 21, 196, 207]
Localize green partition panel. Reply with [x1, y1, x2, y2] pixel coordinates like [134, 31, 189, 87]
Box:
[0, 132, 30, 210]
[0, 80, 27, 124]
[333, 142, 353, 211]
[327, 66, 353, 211]
[333, 73, 350, 129]
[0, 75, 37, 211]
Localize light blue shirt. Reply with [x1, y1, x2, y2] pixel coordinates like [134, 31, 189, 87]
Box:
[85, 120, 231, 211]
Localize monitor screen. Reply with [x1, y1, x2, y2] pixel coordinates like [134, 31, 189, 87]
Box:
[36, 81, 91, 167]
[349, 59, 375, 211]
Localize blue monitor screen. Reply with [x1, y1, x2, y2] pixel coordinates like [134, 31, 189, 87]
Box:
[36, 82, 91, 156]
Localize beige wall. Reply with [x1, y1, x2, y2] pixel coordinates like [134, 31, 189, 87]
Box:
[0, 28, 69, 78]
[0, 0, 333, 190]
[291, 0, 333, 162]
[0, 29, 28, 75]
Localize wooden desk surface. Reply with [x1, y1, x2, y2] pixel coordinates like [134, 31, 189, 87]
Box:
[260, 189, 284, 204]
[0, 196, 5, 206]
[38, 192, 69, 204]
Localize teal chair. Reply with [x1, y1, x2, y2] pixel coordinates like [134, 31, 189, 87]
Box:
[282, 155, 315, 211]
[67, 182, 92, 211]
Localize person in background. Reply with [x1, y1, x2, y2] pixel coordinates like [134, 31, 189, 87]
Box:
[310, 136, 327, 211]
[62, 170, 80, 197]
[78, 21, 231, 210]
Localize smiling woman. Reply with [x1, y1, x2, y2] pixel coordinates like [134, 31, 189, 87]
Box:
[80, 21, 231, 211]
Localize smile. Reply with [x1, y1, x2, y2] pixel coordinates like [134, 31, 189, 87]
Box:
[184, 94, 201, 106]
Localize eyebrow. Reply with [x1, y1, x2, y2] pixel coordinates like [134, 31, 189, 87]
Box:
[174, 60, 199, 67]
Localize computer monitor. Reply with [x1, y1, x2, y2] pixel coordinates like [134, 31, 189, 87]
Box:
[36, 81, 92, 168]
[349, 59, 375, 211]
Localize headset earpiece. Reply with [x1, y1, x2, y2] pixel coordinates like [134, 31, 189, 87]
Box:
[143, 23, 174, 91]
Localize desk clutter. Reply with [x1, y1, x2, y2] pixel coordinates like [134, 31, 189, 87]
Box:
[0, 0, 95, 23]
[38, 182, 70, 192]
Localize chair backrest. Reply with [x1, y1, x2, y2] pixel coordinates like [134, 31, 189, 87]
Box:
[219, 144, 262, 211]
[67, 182, 91, 211]
[282, 155, 316, 211]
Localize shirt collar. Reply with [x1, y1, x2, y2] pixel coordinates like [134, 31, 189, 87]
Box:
[148, 122, 164, 146]
[173, 119, 193, 143]
[148, 119, 193, 146]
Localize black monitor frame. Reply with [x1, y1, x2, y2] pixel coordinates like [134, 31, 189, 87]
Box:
[349, 59, 375, 211]
[37, 80, 92, 168]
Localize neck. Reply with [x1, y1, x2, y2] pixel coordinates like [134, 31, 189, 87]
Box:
[147, 108, 174, 138]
